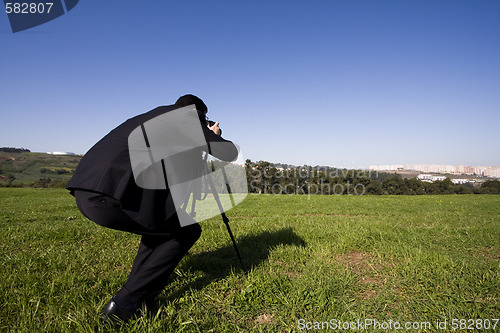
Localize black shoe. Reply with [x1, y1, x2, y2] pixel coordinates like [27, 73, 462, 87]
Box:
[100, 298, 140, 324]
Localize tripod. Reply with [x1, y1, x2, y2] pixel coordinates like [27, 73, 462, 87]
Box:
[183, 153, 246, 272]
[137, 122, 245, 272]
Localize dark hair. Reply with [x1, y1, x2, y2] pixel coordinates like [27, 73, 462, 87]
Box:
[175, 94, 208, 114]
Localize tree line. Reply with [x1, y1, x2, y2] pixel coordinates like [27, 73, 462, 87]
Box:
[3, 157, 499, 193]
[0, 147, 31, 153]
[245, 160, 500, 195]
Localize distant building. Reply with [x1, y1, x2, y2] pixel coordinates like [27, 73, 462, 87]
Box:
[417, 174, 446, 182]
[484, 168, 500, 178]
[417, 174, 433, 181]
[48, 152, 76, 155]
[451, 179, 469, 185]
[370, 164, 500, 179]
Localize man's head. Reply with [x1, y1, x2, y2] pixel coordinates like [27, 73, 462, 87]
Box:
[175, 94, 220, 135]
[175, 94, 208, 115]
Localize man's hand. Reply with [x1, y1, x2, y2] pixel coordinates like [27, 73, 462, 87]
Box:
[208, 121, 220, 135]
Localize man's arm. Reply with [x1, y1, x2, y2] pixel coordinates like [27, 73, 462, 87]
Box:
[202, 126, 239, 162]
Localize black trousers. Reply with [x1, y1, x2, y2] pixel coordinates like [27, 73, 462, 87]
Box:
[74, 190, 201, 308]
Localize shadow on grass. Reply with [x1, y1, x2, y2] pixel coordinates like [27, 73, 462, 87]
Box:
[159, 227, 306, 302]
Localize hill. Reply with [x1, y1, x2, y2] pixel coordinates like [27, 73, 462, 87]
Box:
[0, 151, 82, 187]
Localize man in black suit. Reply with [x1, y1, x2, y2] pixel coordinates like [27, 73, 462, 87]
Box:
[67, 95, 238, 322]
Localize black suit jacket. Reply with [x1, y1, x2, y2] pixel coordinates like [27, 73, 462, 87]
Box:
[67, 104, 238, 230]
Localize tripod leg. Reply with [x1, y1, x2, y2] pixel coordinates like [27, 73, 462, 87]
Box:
[204, 163, 245, 272]
[221, 167, 236, 207]
[221, 213, 245, 272]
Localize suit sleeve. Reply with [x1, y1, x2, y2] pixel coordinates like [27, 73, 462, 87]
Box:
[202, 126, 239, 162]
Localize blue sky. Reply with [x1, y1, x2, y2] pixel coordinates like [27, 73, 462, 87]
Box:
[1, 1, 499, 169]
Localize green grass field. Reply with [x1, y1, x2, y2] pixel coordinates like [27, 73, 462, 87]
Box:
[0, 188, 499, 332]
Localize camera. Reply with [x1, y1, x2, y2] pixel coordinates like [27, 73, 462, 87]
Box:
[207, 120, 222, 136]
